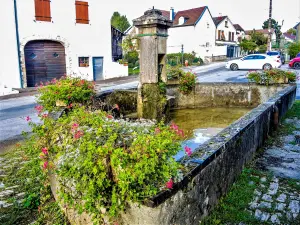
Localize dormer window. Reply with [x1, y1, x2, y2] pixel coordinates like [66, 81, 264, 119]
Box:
[178, 16, 188, 25]
[225, 20, 228, 28]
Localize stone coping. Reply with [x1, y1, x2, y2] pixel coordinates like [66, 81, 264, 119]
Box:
[144, 85, 297, 208]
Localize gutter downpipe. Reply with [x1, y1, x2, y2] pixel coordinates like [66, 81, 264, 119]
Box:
[13, 0, 23, 88]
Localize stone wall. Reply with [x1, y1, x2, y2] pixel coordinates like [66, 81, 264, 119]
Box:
[120, 85, 296, 225]
[167, 83, 289, 108]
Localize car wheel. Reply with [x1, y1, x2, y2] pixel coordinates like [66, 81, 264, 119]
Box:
[263, 63, 272, 70]
[294, 62, 300, 70]
[230, 63, 238, 71]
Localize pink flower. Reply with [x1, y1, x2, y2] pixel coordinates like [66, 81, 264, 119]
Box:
[25, 116, 31, 121]
[42, 113, 48, 118]
[176, 129, 184, 137]
[67, 103, 73, 109]
[106, 115, 113, 119]
[43, 161, 48, 169]
[72, 123, 79, 130]
[34, 105, 43, 114]
[166, 179, 173, 189]
[42, 147, 48, 155]
[155, 128, 161, 134]
[184, 146, 192, 157]
[170, 122, 178, 131]
[74, 130, 84, 139]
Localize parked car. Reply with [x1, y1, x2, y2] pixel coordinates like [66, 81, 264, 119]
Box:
[226, 54, 281, 71]
[296, 52, 300, 58]
[266, 51, 285, 64]
[289, 57, 300, 69]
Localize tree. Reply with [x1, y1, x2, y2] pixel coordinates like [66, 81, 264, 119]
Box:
[239, 39, 257, 53]
[250, 31, 268, 46]
[287, 28, 297, 35]
[288, 42, 300, 58]
[262, 18, 282, 45]
[111, 12, 130, 33]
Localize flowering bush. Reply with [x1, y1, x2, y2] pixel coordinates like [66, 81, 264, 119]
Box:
[37, 76, 95, 112]
[248, 69, 296, 85]
[28, 107, 183, 223]
[179, 71, 197, 94]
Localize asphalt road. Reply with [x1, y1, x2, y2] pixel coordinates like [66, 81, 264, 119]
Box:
[0, 63, 299, 143]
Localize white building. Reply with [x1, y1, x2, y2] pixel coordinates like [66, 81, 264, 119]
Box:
[212, 16, 242, 58]
[163, 7, 227, 63]
[0, 0, 128, 88]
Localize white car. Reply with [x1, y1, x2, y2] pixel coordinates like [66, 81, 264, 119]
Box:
[226, 54, 281, 71]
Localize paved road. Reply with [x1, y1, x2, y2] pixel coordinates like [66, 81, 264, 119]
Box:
[0, 63, 299, 142]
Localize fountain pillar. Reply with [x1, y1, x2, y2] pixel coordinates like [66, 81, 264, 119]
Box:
[133, 9, 172, 120]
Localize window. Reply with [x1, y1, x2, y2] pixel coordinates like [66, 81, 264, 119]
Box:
[79, 57, 89, 67]
[34, 0, 51, 22]
[228, 32, 232, 41]
[255, 55, 266, 59]
[244, 55, 255, 60]
[76, 1, 89, 24]
[232, 32, 234, 42]
[225, 20, 228, 28]
[207, 22, 210, 29]
[218, 30, 221, 40]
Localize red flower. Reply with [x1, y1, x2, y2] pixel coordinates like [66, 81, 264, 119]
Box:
[166, 179, 173, 189]
[43, 161, 48, 170]
[74, 130, 84, 139]
[42, 147, 48, 155]
[155, 128, 161, 134]
[184, 146, 192, 157]
[106, 115, 113, 119]
[42, 113, 48, 118]
[67, 103, 73, 109]
[25, 116, 31, 121]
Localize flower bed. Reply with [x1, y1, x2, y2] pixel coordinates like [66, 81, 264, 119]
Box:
[247, 69, 296, 85]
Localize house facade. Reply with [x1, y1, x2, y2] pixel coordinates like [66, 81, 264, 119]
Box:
[0, 0, 128, 88]
[166, 7, 227, 63]
[233, 24, 245, 43]
[212, 16, 242, 58]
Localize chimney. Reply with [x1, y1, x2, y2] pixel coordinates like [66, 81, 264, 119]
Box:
[170, 7, 175, 21]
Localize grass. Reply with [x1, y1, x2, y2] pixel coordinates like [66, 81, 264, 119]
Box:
[128, 67, 139, 75]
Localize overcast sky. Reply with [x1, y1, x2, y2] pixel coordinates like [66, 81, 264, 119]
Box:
[105, 0, 300, 31]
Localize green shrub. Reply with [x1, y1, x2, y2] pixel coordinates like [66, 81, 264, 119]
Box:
[166, 64, 184, 80]
[247, 69, 296, 85]
[179, 71, 197, 94]
[288, 42, 300, 58]
[167, 53, 199, 66]
[37, 76, 95, 112]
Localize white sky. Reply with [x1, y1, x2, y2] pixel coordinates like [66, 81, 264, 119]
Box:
[104, 0, 300, 31]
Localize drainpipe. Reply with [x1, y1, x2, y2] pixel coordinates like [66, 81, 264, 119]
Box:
[13, 0, 23, 88]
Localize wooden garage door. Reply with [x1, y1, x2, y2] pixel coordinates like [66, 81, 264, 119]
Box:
[24, 40, 66, 87]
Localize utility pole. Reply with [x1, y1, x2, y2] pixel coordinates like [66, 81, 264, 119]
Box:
[267, 0, 273, 51]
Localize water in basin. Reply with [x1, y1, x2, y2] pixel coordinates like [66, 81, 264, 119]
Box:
[170, 107, 251, 161]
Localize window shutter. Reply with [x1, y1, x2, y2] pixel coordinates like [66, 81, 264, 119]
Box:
[76, 1, 89, 24]
[35, 0, 51, 22]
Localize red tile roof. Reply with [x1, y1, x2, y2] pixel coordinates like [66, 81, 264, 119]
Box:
[233, 24, 244, 31]
[245, 29, 275, 35]
[160, 10, 170, 20]
[283, 32, 296, 40]
[212, 16, 227, 26]
[173, 7, 207, 26]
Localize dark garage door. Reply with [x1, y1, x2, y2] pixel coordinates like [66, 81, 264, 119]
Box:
[24, 40, 66, 87]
